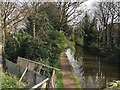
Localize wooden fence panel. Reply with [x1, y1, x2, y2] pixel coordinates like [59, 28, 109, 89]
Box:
[17, 57, 58, 88]
[28, 62, 36, 71]
[17, 57, 29, 69]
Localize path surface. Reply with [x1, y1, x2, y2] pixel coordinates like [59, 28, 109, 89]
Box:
[60, 52, 76, 88]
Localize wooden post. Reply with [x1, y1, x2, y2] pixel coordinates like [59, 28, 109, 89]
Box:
[41, 82, 47, 90]
[49, 70, 56, 88]
[33, 71, 36, 85]
[19, 67, 28, 82]
[38, 66, 43, 74]
[33, 19, 35, 37]
[30, 78, 49, 90]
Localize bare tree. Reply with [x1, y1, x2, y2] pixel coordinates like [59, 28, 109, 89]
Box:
[57, 2, 84, 29]
[95, 1, 119, 50]
[1, 2, 32, 70]
[1, 2, 31, 38]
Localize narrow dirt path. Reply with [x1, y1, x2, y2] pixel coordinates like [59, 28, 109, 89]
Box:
[60, 52, 76, 88]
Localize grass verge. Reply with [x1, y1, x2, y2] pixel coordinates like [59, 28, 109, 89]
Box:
[0, 70, 24, 88]
[55, 58, 64, 88]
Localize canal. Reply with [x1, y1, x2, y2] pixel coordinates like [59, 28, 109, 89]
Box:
[65, 47, 120, 88]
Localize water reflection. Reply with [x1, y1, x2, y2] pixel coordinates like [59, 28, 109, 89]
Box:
[65, 48, 120, 88]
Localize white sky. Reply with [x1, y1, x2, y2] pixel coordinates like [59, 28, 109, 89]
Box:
[1, 0, 120, 2]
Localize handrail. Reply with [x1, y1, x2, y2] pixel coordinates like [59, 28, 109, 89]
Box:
[17, 57, 60, 71]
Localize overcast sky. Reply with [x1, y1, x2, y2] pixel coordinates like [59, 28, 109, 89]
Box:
[1, 0, 120, 2]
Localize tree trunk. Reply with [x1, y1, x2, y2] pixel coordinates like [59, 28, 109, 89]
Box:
[0, 8, 3, 70]
[33, 19, 35, 37]
[0, 29, 2, 69]
[104, 28, 108, 45]
[2, 19, 7, 71]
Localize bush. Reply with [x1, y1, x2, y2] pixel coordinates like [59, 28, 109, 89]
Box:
[1, 70, 24, 88]
[107, 80, 120, 89]
[4, 12, 75, 78]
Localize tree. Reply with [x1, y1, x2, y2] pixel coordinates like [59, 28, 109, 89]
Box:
[1, 2, 31, 70]
[37, 2, 85, 38]
[0, 4, 3, 69]
[95, 1, 119, 55]
[74, 13, 98, 54]
[38, 3, 61, 31]
[1, 2, 30, 38]
[57, 2, 86, 38]
[25, 12, 53, 41]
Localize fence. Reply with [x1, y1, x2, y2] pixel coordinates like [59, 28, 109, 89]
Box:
[6, 57, 59, 89]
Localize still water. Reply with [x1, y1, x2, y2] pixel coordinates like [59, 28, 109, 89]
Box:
[65, 48, 120, 88]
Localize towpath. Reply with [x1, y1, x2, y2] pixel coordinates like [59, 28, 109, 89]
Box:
[60, 52, 76, 88]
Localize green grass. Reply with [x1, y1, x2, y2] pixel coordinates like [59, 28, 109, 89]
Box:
[0, 70, 24, 88]
[55, 58, 64, 88]
[56, 70, 64, 88]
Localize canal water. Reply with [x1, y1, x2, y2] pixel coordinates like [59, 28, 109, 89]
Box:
[65, 48, 120, 88]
